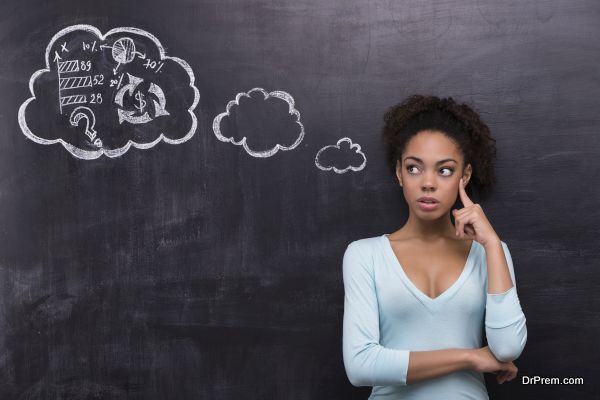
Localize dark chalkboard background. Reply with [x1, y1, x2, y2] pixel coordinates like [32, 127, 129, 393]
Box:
[1, 0, 599, 399]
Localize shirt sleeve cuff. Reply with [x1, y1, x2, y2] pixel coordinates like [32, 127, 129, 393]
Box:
[372, 348, 410, 386]
[485, 286, 525, 328]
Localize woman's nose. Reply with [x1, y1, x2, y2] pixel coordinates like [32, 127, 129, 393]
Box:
[420, 172, 437, 190]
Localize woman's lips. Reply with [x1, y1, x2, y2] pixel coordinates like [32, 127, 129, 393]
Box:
[417, 200, 440, 211]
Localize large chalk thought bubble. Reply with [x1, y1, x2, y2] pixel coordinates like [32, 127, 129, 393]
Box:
[315, 137, 367, 173]
[212, 88, 304, 158]
[18, 24, 199, 159]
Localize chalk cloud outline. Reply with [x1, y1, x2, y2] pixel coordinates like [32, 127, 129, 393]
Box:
[315, 137, 367, 174]
[212, 87, 305, 158]
[17, 24, 200, 160]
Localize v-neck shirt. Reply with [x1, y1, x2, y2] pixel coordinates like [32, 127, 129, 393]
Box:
[382, 234, 476, 313]
[342, 234, 528, 399]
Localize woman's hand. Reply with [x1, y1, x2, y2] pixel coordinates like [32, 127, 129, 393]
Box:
[469, 346, 518, 384]
[452, 178, 500, 247]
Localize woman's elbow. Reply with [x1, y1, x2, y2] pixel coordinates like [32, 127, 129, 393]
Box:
[489, 330, 528, 362]
[344, 361, 371, 387]
[347, 373, 370, 387]
[343, 351, 372, 387]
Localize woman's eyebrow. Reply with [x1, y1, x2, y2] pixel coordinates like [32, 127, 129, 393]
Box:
[403, 156, 458, 165]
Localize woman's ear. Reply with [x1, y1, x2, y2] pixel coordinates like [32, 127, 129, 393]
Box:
[463, 163, 473, 186]
[396, 160, 402, 186]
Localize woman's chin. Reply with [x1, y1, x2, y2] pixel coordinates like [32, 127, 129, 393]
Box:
[411, 206, 448, 220]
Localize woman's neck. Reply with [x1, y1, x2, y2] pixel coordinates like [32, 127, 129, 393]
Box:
[395, 212, 456, 242]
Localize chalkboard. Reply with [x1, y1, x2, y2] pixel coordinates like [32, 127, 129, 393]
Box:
[1, 0, 598, 399]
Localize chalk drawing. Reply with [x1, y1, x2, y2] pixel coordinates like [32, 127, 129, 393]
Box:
[315, 137, 367, 173]
[212, 88, 304, 158]
[113, 73, 170, 125]
[18, 24, 199, 159]
[69, 106, 102, 147]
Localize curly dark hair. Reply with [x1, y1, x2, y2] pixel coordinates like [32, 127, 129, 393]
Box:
[382, 94, 497, 196]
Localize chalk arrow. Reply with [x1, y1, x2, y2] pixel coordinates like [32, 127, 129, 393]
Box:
[148, 82, 170, 117]
[118, 109, 153, 125]
[114, 73, 143, 107]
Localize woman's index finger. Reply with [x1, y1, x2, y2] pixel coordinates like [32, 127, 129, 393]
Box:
[459, 178, 474, 207]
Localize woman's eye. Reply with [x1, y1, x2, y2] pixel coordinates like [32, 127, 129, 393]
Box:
[406, 165, 453, 176]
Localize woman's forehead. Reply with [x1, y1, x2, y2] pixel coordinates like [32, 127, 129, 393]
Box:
[403, 130, 463, 160]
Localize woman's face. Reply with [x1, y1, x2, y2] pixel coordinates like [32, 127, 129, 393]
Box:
[395, 130, 472, 219]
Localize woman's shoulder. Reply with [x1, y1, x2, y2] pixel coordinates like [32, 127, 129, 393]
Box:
[344, 234, 386, 262]
[343, 235, 385, 276]
[346, 234, 385, 250]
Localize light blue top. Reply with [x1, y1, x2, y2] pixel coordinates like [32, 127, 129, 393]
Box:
[342, 234, 527, 399]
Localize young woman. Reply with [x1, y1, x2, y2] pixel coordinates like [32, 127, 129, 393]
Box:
[342, 95, 527, 399]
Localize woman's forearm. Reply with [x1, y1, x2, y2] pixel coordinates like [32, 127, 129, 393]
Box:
[406, 349, 472, 384]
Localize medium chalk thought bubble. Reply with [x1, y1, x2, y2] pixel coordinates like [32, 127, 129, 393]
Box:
[212, 88, 304, 158]
[315, 137, 367, 173]
[18, 24, 199, 159]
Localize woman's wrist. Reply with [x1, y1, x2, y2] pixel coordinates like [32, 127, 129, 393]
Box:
[462, 348, 474, 369]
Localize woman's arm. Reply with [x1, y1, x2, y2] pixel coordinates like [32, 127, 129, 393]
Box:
[342, 242, 409, 386]
[405, 348, 472, 384]
[484, 241, 528, 362]
[342, 242, 473, 387]
[485, 239, 514, 294]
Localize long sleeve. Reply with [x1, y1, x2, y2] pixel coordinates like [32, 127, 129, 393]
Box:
[484, 241, 528, 362]
[342, 241, 410, 387]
